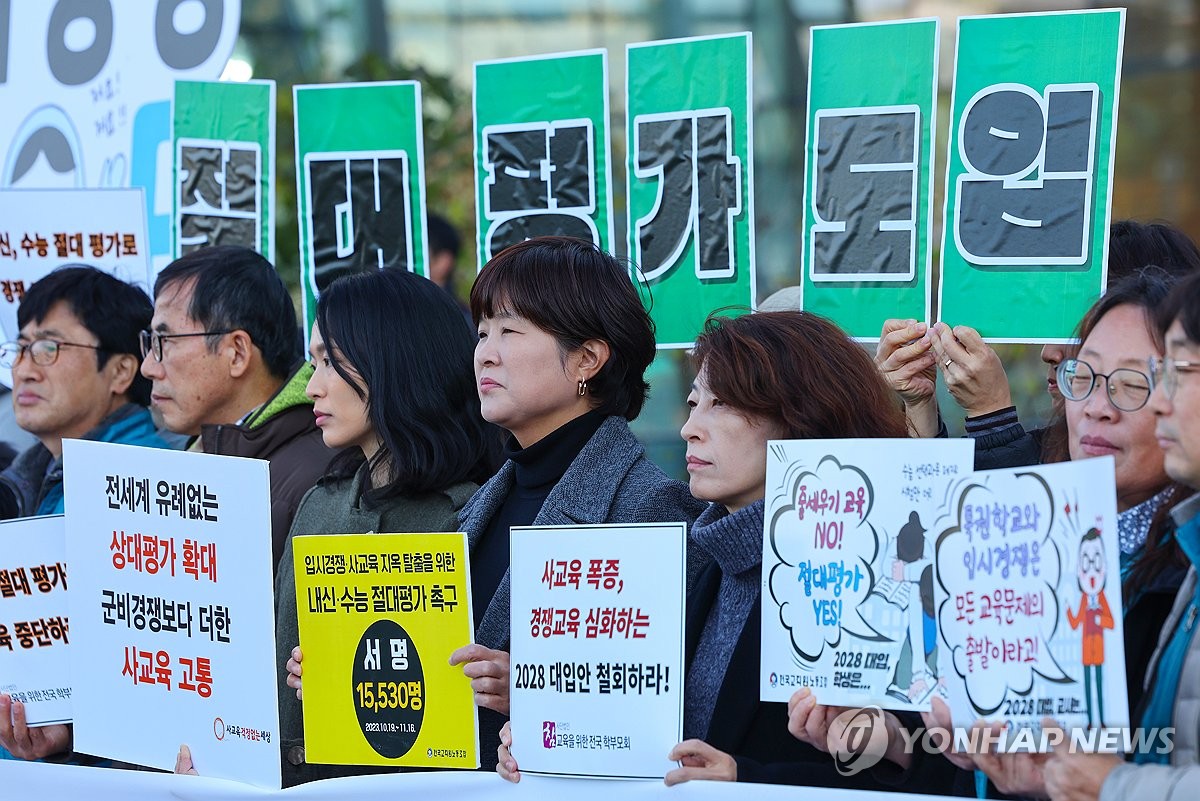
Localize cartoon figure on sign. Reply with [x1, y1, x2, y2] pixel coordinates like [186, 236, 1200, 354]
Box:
[878, 511, 937, 703]
[1067, 526, 1113, 728]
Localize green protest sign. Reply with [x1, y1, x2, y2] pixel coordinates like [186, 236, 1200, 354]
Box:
[293, 81, 429, 332]
[939, 9, 1124, 341]
[473, 49, 613, 270]
[626, 33, 754, 349]
[172, 80, 276, 264]
[799, 19, 939, 340]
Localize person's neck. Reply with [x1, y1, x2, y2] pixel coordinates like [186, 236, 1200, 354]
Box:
[42, 394, 129, 459]
[510, 402, 596, 450]
[210, 374, 285, 428]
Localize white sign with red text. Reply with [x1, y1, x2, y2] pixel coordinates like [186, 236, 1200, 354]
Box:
[0, 515, 71, 726]
[509, 523, 686, 780]
[63, 440, 279, 789]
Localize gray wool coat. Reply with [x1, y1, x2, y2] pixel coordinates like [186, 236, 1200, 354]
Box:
[461, 415, 706, 772]
[460, 414, 708, 652]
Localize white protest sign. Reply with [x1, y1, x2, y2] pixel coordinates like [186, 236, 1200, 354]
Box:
[0, 515, 71, 726]
[0, 1, 240, 275]
[760, 439, 974, 710]
[63, 440, 279, 789]
[0, 187, 152, 387]
[936, 457, 1128, 735]
[509, 523, 686, 779]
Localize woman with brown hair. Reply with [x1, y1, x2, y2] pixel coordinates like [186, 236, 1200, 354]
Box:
[498, 309, 911, 787]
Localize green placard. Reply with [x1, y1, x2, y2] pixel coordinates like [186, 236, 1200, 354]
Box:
[799, 19, 939, 340]
[939, 9, 1125, 342]
[172, 80, 276, 264]
[473, 49, 613, 269]
[293, 81, 429, 333]
[626, 33, 755, 350]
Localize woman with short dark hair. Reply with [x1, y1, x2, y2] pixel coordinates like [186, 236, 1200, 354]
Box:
[450, 236, 705, 769]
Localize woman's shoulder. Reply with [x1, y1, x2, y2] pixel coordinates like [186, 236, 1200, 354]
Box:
[377, 482, 480, 531]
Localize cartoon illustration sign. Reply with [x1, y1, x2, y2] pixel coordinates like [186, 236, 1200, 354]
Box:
[760, 439, 974, 710]
[0, 1, 240, 275]
[935, 457, 1128, 732]
[938, 9, 1125, 341]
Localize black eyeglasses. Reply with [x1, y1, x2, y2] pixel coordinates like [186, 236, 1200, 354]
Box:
[139, 329, 231, 362]
[0, 339, 103, 369]
[1056, 357, 1152, 412]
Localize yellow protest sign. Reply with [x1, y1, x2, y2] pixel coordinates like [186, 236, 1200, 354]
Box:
[293, 532, 477, 768]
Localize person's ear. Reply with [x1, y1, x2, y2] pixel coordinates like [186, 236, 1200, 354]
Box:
[105, 353, 139, 397]
[226, 330, 255, 379]
[576, 338, 611, 382]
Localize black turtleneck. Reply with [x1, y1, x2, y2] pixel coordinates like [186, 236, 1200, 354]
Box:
[470, 410, 606, 629]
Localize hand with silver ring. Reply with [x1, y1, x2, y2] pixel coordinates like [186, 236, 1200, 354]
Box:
[930, 322, 1013, 418]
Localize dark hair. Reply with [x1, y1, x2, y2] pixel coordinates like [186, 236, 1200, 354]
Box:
[1158, 269, 1200, 345]
[1108, 220, 1200, 286]
[1125, 268, 1200, 593]
[470, 236, 655, 420]
[427, 213, 461, 259]
[154, 246, 299, 379]
[1051, 269, 1193, 598]
[317, 269, 501, 503]
[691, 310, 908, 439]
[19, 266, 153, 405]
[1042, 267, 1181, 464]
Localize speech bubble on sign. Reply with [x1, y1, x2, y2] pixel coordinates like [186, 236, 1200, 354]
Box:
[766, 455, 882, 661]
[935, 470, 1066, 720]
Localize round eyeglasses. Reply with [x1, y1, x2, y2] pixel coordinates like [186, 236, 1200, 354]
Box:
[1056, 357, 1152, 412]
[0, 339, 103, 369]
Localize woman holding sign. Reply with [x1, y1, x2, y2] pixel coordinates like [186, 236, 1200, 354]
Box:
[497, 310, 913, 787]
[450, 236, 705, 769]
[285, 236, 705, 773]
[267, 267, 501, 786]
[793, 269, 1192, 797]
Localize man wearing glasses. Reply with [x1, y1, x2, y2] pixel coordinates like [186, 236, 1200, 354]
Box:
[140, 245, 330, 572]
[0, 266, 173, 519]
[1044, 271, 1200, 800]
[0, 266, 176, 763]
